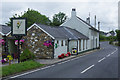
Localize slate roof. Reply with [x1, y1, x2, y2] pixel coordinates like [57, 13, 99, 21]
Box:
[65, 27, 89, 40]
[0, 24, 11, 35]
[77, 17, 99, 32]
[0, 23, 89, 40]
[37, 23, 89, 40]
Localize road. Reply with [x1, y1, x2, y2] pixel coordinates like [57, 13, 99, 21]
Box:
[10, 41, 119, 78]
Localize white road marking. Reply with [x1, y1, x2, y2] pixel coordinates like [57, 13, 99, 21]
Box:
[58, 62, 63, 64]
[60, 61, 66, 64]
[111, 48, 117, 55]
[98, 57, 105, 62]
[106, 54, 111, 57]
[67, 60, 71, 61]
[62, 60, 70, 63]
[51, 65, 55, 67]
[10, 66, 49, 78]
[71, 58, 76, 61]
[81, 64, 95, 74]
[74, 57, 79, 60]
[10, 65, 55, 78]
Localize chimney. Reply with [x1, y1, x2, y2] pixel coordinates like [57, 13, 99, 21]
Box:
[95, 15, 96, 28]
[98, 21, 100, 31]
[86, 17, 90, 24]
[71, 8, 76, 17]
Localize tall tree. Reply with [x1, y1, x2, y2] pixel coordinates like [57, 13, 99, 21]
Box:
[51, 12, 67, 26]
[6, 8, 51, 27]
[116, 30, 120, 46]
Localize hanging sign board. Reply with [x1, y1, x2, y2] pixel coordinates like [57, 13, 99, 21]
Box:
[11, 18, 27, 36]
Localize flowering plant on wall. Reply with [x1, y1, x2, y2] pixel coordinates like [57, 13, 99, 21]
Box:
[0, 39, 5, 46]
[15, 40, 25, 45]
[43, 40, 53, 47]
[1, 58, 8, 63]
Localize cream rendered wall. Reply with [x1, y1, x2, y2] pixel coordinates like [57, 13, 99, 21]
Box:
[54, 39, 67, 58]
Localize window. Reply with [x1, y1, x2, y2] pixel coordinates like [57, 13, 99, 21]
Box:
[57, 40, 59, 44]
[63, 40, 65, 46]
[61, 40, 63, 46]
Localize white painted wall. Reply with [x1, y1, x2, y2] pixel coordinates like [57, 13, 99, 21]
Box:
[61, 10, 89, 37]
[61, 9, 99, 51]
[90, 30, 99, 49]
[81, 40, 83, 51]
[54, 39, 67, 58]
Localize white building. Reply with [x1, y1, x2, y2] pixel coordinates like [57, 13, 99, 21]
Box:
[61, 9, 100, 53]
[0, 9, 100, 59]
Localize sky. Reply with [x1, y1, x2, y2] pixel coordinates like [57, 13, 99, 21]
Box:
[0, 0, 119, 32]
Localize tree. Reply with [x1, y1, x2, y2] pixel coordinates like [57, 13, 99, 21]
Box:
[115, 30, 120, 46]
[51, 12, 67, 26]
[100, 34, 106, 41]
[6, 8, 51, 27]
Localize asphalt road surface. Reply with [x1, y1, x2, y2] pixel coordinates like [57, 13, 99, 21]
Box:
[10, 41, 119, 79]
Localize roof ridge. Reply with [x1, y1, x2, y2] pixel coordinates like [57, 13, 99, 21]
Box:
[76, 16, 99, 32]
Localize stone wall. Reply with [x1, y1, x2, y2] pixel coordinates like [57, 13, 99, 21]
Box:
[22, 26, 54, 59]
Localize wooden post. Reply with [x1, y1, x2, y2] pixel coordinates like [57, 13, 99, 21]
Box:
[9, 60, 11, 65]
[98, 21, 100, 48]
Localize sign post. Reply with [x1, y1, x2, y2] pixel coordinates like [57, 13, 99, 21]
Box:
[11, 18, 27, 63]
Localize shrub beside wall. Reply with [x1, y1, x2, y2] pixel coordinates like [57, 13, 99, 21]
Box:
[20, 48, 35, 62]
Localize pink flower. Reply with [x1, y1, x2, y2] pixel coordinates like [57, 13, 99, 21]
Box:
[43, 40, 53, 47]
[20, 40, 24, 43]
[15, 40, 25, 45]
[0, 39, 5, 46]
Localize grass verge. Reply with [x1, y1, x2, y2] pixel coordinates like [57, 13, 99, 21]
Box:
[2, 60, 44, 77]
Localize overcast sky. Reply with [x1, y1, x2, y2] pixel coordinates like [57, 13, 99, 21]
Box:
[0, 0, 119, 32]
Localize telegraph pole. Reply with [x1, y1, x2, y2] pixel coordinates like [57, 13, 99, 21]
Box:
[98, 21, 100, 48]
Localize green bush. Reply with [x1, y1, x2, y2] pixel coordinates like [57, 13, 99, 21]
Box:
[20, 48, 35, 62]
[2, 60, 44, 77]
[116, 30, 120, 46]
[100, 34, 107, 41]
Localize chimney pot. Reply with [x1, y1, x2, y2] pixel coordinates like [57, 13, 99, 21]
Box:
[71, 8, 76, 17]
[86, 17, 90, 24]
[72, 8, 76, 11]
[98, 21, 100, 31]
